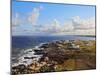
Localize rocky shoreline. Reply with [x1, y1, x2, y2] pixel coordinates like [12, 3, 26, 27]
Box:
[12, 40, 96, 74]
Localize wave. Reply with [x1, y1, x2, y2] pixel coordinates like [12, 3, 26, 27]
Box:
[12, 44, 45, 67]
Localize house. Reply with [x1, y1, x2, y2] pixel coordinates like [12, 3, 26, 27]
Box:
[67, 42, 80, 50]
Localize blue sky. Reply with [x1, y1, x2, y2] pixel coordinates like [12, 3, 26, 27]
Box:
[12, 1, 96, 36]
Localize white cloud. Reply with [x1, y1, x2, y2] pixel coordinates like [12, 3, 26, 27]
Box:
[12, 6, 43, 35]
[39, 19, 74, 34]
[63, 21, 74, 32]
[12, 6, 43, 27]
[12, 10, 95, 36]
[37, 16, 95, 35]
[28, 7, 41, 25]
[72, 16, 95, 30]
[12, 13, 21, 27]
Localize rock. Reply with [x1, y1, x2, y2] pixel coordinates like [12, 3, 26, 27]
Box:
[34, 49, 45, 55]
[39, 43, 49, 48]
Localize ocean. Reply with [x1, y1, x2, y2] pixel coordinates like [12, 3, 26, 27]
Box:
[11, 35, 95, 64]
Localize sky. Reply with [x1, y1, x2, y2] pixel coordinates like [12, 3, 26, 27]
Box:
[12, 1, 96, 36]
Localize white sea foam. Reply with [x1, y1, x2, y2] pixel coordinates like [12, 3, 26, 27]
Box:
[13, 46, 44, 67]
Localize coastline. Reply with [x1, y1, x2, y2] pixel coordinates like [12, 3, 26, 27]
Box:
[12, 39, 96, 74]
[76, 35, 96, 37]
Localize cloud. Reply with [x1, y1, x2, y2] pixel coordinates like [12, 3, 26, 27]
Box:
[37, 16, 95, 35]
[63, 21, 74, 32]
[12, 6, 43, 27]
[12, 6, 43, 35]
[12, 13, 21, 27]
[12, 10, 95, 35]
[72, 16, 95, 30]
[39, 19, 74, 33]
[28, 7, 41, 25]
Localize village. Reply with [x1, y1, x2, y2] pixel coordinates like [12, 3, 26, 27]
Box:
[12, 40, 96, 74]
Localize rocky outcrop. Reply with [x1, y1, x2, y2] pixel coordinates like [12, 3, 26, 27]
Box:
[12, 40, 96, 74]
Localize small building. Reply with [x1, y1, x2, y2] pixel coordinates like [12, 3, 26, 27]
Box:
[67, 42, 80, 50]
